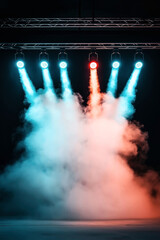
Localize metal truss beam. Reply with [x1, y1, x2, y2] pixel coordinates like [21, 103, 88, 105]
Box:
[0, 18, 160, 29]
[0, 43, 160, 50]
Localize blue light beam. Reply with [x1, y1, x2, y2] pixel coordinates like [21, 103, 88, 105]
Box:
[18, 68, 36, 102]
[107, 68, 119, 97]
[42, 68, 55, 95]
[60, 68, 72, 100]
[118, 67, 142, 118]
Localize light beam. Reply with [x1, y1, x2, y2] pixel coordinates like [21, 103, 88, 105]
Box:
[41, 68, 56, 97]
[118, 67, 142, 118]
[18, 68, 36, 102]
[88, 68, 101, 116]
[60, 67, 72, 100]
[107, 68, 119, 97]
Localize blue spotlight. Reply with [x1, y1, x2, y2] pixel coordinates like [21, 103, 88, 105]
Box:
[16, 60, 25, 68]
[135, 61, 143, 69]
[15, 51, 25, 68]
[59, 61, 67, 69]
[40, 61, 48, 69]
[111, 49, 121, 69]
[58, 52, 68, 69]
[39, 51, 49, 68]
[134, 49, 144, 69]
[112, 61, 120, 69]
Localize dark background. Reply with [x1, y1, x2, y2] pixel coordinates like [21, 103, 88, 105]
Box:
[0, 0, 160, 18]
[0, 0, 160, 173]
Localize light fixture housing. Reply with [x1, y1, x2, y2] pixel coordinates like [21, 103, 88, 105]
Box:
[88, 51, 98, 69]
[134, 49, 144, 69]
[39, 51, 49, 68]
[111, 49, 121, 68]
[58, 51, 68, 68]
[15, 51, 25, 68]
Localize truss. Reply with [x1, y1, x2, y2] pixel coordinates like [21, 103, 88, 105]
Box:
[0, 18, 160, 29]
[0, 43, 160, 50]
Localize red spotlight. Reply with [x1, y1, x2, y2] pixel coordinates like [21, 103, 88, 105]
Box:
[89, 61, 98, 69]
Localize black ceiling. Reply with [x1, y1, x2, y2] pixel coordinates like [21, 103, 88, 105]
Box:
[0, 0, 159, 18]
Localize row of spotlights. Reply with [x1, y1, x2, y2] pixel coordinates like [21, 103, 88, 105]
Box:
[16, 59, 68, 69]
[111, 60, 143, 69]
[16, 59, 143, 70]
[15, 51, 68, 69]
[89, 59, 142, 70]
[15, 50, 144, 70]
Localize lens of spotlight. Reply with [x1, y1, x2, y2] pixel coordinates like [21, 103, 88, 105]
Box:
[135, 61, 143, 69]
[16, 60, 24, 68]
[112, 61, 120, 69]
[40, 61, 48, 69]
[90, 61, 98, 69]
[59, 61, 67, 69]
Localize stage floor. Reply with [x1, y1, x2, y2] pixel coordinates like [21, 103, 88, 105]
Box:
[0, 219, 160, 240]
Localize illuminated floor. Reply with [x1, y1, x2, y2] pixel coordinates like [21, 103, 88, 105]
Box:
[0, 219, 160, 240]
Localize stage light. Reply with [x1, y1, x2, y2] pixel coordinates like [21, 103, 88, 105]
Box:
[16, 60, 24, 68]
[40, 61, 48, 69]
[111, 49, 121, 68]
[134, 49, 144, 69]
[39, 51, 49, 68]
[88, 51, 98, 70]
[15, 51, 25, 68]
[89, 61, 98, 69]
[112, 61, 120, 69]
[135, 61, 143, 69]
[59, 61, 67, 68]
[58, 51, 68, 68]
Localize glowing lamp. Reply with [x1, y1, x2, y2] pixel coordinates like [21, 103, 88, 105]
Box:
[15, 51, 25, 68]
[111, 50, 121, 69]
[59, 61, 67, 68]
[40, 61, 48, 69]
[39, 51, 49, 68]
[112, 61, 120, 69]
[89, 61, 98, 69]
[134, 50, 144, 69]
[135, 61, 143, 69]
[16, 60, 24, 68]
